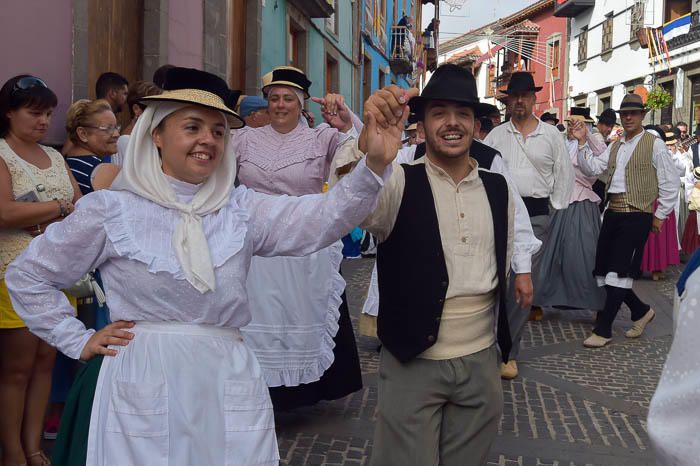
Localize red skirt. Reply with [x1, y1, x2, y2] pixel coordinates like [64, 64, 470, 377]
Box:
[682, 210, 700, 255]
[640, 209, 680, 273]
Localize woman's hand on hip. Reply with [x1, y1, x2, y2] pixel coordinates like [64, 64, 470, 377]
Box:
[80, 321, 135, 361]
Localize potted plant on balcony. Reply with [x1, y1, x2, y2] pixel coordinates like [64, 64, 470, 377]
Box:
[645, 85, 673, 110]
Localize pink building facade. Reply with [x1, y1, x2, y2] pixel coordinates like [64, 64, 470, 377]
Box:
[0, 0, 220, 145]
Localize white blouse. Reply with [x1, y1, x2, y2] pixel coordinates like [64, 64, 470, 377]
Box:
[5, 159, 386, 360]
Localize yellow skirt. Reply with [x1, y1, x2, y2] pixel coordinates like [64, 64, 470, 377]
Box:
[0, 279, 77, 329]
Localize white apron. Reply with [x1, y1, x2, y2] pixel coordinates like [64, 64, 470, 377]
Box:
[241, 241, 345, 387]
[86, 322, 279, 466]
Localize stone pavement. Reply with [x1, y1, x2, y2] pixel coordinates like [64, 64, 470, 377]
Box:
[275, 258, 681, 466]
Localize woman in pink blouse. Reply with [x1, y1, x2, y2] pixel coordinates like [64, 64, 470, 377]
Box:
[232, 66, 363, 409]
[534, 109, 607, 314]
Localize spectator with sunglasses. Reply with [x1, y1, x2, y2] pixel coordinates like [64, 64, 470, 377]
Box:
[0, 75, 81, 466]
[115, 80, 162, 165]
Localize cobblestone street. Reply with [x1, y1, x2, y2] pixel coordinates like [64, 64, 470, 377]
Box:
[275, 258, 680, 466]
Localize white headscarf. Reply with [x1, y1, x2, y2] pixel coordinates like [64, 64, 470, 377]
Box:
[111, 102, 236, 293]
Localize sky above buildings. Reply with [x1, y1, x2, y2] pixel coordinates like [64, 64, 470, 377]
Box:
[421, 0, 539, 42]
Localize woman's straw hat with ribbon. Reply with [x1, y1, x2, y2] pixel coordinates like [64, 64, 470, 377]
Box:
[141, 67, 245, 129]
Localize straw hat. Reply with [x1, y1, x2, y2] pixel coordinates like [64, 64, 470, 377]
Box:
[694, 166, 700, 181]
[565, 107, 595, 123]
[141, 67, 244, 128]
[406, 113, 418, 132]
[665, 131, 677, 145]
[262, 66, 312, 99]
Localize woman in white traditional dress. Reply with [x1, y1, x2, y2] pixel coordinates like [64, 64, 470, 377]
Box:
[5, 67, 412, 466]
[233, 66, 365, 409]
[648, 250, 700, 464]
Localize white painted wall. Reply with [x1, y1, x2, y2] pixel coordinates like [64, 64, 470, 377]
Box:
[568, 0, 656, 105]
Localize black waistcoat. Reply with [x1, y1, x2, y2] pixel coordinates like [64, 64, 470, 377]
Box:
[376, 163, 512, 363]
[413, 140, 499, 169]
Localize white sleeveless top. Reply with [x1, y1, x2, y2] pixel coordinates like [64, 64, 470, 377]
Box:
[0, 138, 74, 278]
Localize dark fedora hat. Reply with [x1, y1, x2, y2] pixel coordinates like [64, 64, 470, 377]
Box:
[262, 66, 312, 99]
[141, 67, 245, 128]
[504, 72, 542, 94]
[597, 108, 617, 126]
[539, 111, 559, 124]
[617, 93, 647, 112]
[565, 107, 594, 123]
[476, 103, 500, 119]
[409, 64, 488, 118]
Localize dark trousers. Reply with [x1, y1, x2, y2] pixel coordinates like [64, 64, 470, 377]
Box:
[593, 285, 651, 338]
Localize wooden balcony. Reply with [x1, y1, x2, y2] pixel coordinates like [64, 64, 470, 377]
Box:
[553, 0, 595, 18]
[389, 26, 414, 75]
[666, 11, 700, 52]
[288, 0, 334, 18]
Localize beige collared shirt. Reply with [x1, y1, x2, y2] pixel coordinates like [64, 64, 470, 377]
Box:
[362, 155, 514, 299]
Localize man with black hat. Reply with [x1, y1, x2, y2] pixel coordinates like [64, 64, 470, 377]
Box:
[340, 74, 540, 347]
[540, 111, 559, 126]
[484, 71, 574, 379]
[597, 108, 617, 141]
[571, 93, 679, 347]
[343, 63, 539, 466]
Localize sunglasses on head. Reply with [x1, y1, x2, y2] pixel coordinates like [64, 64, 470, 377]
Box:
[12, 76, 48, 94]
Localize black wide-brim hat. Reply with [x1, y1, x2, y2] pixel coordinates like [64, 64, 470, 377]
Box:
[597, 108, 617, 126]
[141, 67, 245, 129]
[476, 103, 501, 119]
[262, 66, 312, 99]
[409, 64, 490, 118]
[503, 71, 543, 94]
[540, 111, 559, 124]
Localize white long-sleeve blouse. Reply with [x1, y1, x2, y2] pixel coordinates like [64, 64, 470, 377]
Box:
[5, 158, 386, 360]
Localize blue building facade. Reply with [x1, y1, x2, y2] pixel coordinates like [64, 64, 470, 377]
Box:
[359, 0, 417, 112]
[259, 0, 358, 116]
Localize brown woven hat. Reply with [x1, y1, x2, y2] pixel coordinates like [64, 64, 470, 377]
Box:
[616, 93, 648, 113]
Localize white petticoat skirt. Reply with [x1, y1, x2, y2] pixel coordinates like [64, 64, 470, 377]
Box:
[242, 242, 345, 387]
[86, 321, 279, 466]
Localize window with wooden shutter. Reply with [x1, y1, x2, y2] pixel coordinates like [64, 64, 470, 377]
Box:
[578, 27, 588, 63]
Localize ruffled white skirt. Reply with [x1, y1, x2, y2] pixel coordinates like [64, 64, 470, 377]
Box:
[86, 321, 279, 466]
[242, 242, 345, 387]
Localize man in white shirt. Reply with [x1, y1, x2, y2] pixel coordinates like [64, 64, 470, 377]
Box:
[571, 94, 679, 347]
[484, 72, 574, 379]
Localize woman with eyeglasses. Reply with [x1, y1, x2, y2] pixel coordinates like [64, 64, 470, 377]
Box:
[0, 75, 81, 466]
[64, 99, 121, 194]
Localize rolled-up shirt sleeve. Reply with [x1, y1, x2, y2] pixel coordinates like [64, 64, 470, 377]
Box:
[5, 193, 112, 359]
